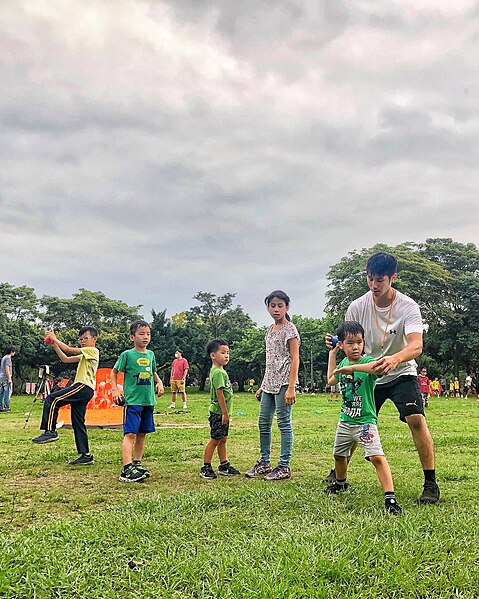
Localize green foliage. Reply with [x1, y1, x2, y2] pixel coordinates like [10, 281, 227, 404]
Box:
[40, 289, 142, 330]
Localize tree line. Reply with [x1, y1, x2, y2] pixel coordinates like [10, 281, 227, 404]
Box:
[2, 238, 478, 390]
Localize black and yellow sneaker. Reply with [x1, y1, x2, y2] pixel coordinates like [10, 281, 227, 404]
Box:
[119, 464, 147, 483]
[132, 460, 150, 477]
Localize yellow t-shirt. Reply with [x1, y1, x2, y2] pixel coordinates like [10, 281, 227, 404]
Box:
[74, 347, 100, 390]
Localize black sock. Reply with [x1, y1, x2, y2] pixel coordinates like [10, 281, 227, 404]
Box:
[204, 462, 212, 467]
[384, 492, 396, 502]
[123, 462, 132, 469]
[424, 469, 436, 483]
[336, 478, 347, 486]
[220, 460, 229, 466]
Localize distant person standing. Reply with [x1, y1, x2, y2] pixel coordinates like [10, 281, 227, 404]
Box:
[0, 346, 16, 412]
[464, 374, 473, 398]
[417, 368, 431, 408]
[439, 375, 446, 396]
[168, 350, 189, 410]
[454, 376, 460, 398]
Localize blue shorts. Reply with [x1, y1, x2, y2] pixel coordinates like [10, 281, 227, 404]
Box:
[123, 405, 155, 435]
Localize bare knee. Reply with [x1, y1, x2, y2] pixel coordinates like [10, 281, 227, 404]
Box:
[406, 414, 427, 433]
[370, 455, 386, 467]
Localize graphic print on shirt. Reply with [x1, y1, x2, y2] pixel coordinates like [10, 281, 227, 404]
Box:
[340, 374, 364, 419]
[133, 356, 152, 386]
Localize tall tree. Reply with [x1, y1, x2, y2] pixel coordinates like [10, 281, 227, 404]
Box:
[325, 239, 479, 377]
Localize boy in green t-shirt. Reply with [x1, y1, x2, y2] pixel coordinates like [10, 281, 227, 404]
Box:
[326, 321, 401, 514]
[111, 320, 164, 483]
[200, 338, 240, 480]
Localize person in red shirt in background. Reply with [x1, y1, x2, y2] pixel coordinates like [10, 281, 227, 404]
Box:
[418, 367, 431, 408]
[168, 349, 189, 410]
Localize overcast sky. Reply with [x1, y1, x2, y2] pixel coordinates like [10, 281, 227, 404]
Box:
[1, 0, 478, 326]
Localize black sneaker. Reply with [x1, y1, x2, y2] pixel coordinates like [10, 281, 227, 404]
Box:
[32, 431, 59, 444]
[218, 463, 241, 476]
[200, 465, 217, 480]
[417, 481, 440, 504]
[68, 454, 94, 466]
[324, 481, 350, 495]
[119, 464, 147, 483]
[132, 460, 150, 477]
[385, 498, 402, 515]
[323, 468, 337, 483]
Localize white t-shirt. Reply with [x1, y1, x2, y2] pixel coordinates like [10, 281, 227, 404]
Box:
[345, 290, 423, 385]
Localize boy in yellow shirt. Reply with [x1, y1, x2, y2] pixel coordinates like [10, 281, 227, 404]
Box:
[32, 327, 99, 465]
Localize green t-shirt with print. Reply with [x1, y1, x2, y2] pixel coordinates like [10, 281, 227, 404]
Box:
[209, 366, 233, 415]
[337, 355, 378, 425]
[113, 349, 157, 406]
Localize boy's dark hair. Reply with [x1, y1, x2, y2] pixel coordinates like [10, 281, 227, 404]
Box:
[4, 345, 16, 354]
[366, 252, 398, 278]
[130, 320, 150, 335]
[79, 326, 98, 338]
[206, 338, 229, 355]
[337, 321, 365, 342]
[176, 349, 183, 355]
[264, 290, 291, 321]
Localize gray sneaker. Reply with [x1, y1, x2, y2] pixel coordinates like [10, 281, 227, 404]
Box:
[245, 460, 272, 478]
[68, 454, 94, 466]
[32, 431, 59, 444]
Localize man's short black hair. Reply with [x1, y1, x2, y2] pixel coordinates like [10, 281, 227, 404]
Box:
[366, 252, 398, 278]
[4, 345, 16, 354]
[79, 326, 98, 338]
[206, 338, 229, 355]
[130, 320, 150, 335]
[337, 321, 365, 342]
[176, 349, 183, 355]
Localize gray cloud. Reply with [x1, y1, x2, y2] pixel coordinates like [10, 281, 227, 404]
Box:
[0, 0, 478, 326]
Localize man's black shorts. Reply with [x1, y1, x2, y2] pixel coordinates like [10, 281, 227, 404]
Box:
[209, 412, 229, 440]
[375, 375, 425, 422]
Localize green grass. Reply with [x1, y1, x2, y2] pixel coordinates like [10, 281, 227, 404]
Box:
[1, 391, 478, 598]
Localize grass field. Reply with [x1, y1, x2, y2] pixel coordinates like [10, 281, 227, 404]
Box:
[1, 391, 478, 598]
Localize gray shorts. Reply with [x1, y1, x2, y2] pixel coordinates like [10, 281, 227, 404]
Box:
[333, 422, 384, 459]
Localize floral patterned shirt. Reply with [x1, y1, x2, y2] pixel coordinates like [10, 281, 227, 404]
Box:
[261, 321, 300, 394]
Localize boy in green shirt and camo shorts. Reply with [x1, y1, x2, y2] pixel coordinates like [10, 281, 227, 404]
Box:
[111, 320, 164, 482]
[326, 321, 402, 514]
[200, 338, 240, 480]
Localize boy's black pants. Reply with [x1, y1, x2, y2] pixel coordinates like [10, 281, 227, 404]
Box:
[40, 383, 94, 454]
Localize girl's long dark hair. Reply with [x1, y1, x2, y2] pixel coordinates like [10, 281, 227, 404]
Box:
[264, 290, 291, 321]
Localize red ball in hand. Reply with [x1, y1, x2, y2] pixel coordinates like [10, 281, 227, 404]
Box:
[44, 336, 54, 345]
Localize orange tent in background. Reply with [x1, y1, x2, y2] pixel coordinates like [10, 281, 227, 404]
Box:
[59, 368, 125, 428]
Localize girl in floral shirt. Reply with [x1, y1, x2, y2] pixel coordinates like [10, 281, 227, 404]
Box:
[245, 290, 300, 480]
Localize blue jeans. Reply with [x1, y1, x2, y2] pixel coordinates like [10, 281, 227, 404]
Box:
[0, 380, 12, 410]
[259, 385, 293, 466]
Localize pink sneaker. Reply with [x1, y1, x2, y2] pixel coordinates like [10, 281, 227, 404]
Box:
[263, 465, 291, 481]
[245, 460, 272, 478]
